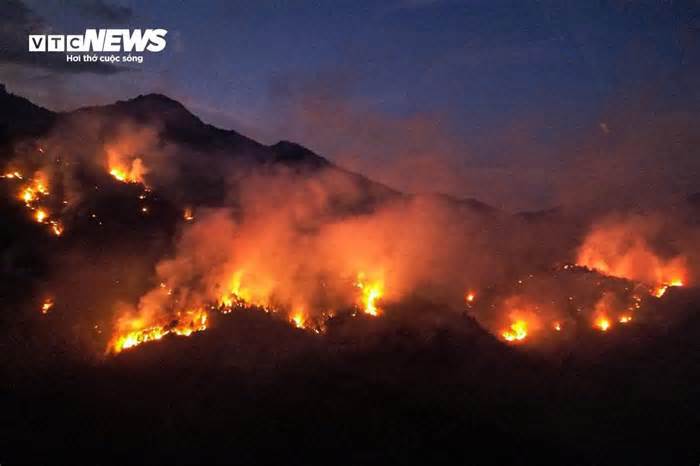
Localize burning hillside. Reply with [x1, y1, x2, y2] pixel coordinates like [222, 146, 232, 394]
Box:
[0, 85, 699, 465]
[0, 122, 695, 355]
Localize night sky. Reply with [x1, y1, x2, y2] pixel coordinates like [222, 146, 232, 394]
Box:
[1, 0, 699, 210]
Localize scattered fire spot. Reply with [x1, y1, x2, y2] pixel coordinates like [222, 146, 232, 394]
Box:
[41, 299, 54, 314]
[35, 209, 47, 223]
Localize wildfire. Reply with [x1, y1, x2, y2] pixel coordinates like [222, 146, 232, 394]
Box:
[576, 220, 689, 298]
[291, 311, 306, 329]
[594, 316, 611, 332]
[356, 273, 384, 316]
[221, 270, 253, 309]
[41, 299, 54, 314]
[34, 209, 48, 223]
[652, 279, 683, 298]
[108, 156, 146, 184]
[619, 315, 632, 324]
[553, 321, 562, 332]
[465, 291, 476, 303]
[109, 309, 208, 353]
[1, 171, 22, 179]
[50, 220, 64, 236]
[502, 320, 528, 342]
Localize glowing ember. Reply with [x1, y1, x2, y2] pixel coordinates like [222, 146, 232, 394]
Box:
[356, 273, 383, 316]
[553, 321, 562, 331]
[465, 291, 476, 303]
[41, 299, 54, 314]
[50, 221, 64, 236]
[619, 315, 632, 324]
[109, 309, 208, 353]
[502, 320, 528, 342]
[594, 316, 611, 332]
[34, 209, 48, 223]
[20, 187, 36, 204]
[1, 171, 22, 179]
[183, 207, 194, 221]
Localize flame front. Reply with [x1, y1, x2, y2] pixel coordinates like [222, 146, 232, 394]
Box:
[109, 309, 208, 353]
[356, 273, 384, 316]
[108, 156, 146, 184]
[594, 316, 611, 332]
[576, 219, 689, 297]
[502, 320, 528, 342]
[291, 310, 306, 329]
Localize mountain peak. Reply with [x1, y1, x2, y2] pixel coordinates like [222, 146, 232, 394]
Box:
[129, 92, 188, 109]
[270, 140, 330, 169]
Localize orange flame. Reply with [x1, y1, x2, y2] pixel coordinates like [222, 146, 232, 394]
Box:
[291, 310, 306, 329]
[356, 272, 383, 316]
[465, 291, 476, 303]
[109, 309, 208, 353]
[34, 209, 48, 223]
[594, 316, 611, 332]
[576, 220, 689, 295]
[41, 299, 54, 315]
[502, 320, 528, 342]
[108, 156, 146, 184]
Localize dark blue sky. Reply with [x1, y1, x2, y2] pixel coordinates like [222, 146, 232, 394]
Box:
[3, 0, 699, 209]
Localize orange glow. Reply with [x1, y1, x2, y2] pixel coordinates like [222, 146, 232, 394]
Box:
[218, 270, 274, 312]
[553, 321, 562, 331]
[502, 320, 528, 342]
[356, 273, 383, 316]
[652, 279, 683, 298]
[109, 309, 208, 353]
[183, 207, 194, 221]
[17, 173, 49, 206]
[34, 209, 48, 223]
[577, 220, 689, 296]
[465, 291, 476, 303]
[291, 311, 306, 329]
[108, 157, 146, 184]
[50, 221, 64, 236]
[41, 299, 54, 314]
[20, 187, 36, 204]
[619, 315, 632, 324]
[594, 316, 611, 332]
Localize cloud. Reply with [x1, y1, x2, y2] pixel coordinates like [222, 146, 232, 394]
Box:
[0, 0, 127, 74]
[68, 0, 133, 22]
